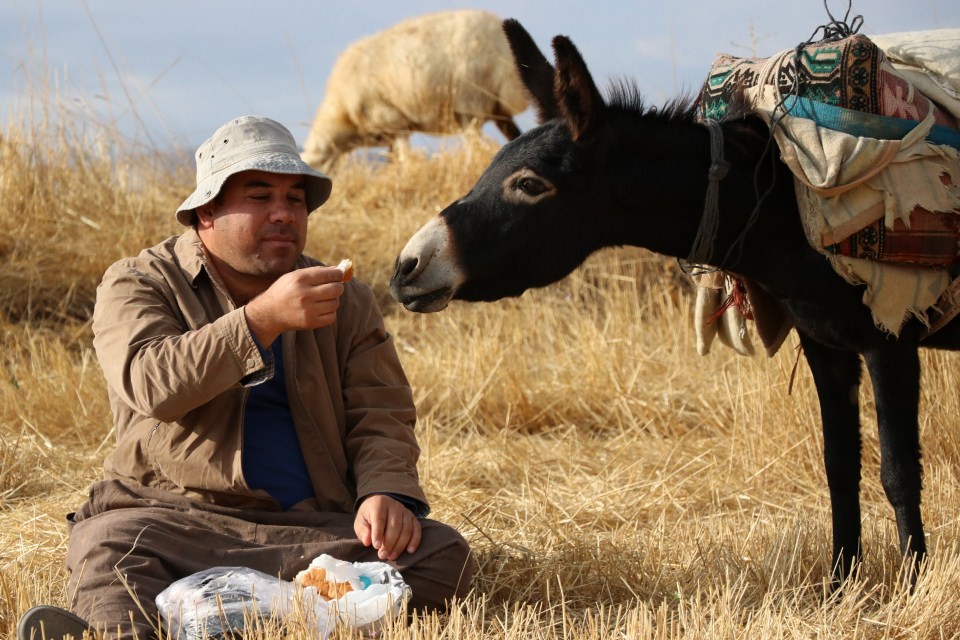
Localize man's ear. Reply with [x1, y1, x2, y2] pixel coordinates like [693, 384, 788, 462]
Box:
[194, 203, 215, 228]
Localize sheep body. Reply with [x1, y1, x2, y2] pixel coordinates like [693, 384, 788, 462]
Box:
[301, 10, 528, 169]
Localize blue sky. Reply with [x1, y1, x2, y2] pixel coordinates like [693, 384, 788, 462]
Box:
[1, 1, 957, 152]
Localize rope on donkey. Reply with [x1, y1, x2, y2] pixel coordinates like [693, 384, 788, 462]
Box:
[679, 0, 866, 276]
[687, 118, 729, 266]
[711, 0, 866, 270]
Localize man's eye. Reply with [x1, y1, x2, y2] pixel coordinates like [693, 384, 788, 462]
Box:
[517, 177, 546, 196]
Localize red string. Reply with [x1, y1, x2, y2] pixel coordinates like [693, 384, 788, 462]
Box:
[705, 276, 754, 325]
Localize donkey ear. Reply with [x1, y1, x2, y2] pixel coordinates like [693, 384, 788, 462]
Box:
[551, 36, 606, 142]
[502, 19, 561, 123]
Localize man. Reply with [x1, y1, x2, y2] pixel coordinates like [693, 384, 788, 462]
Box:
[18, 116, 473, 640]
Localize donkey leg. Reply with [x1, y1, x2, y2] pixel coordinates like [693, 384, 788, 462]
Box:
[862, 339, 926, 581]
[798, 333, 863, 585]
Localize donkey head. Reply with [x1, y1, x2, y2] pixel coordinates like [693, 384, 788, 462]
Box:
[390, 20, 624, 312]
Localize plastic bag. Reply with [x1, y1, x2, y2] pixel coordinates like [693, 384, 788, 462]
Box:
[294, 554, 412, 636]
[156, 556, 411, 640]
[155, 566, 312, 640]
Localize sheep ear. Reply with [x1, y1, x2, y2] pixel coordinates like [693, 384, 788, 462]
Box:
[551, 35, 606, 142]
[502, 19, 560, 123]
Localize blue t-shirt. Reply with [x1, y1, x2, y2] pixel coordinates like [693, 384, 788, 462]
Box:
[242, 340, 314, 510]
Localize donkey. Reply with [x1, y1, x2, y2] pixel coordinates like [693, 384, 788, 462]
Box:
[390, 19, 960, 587]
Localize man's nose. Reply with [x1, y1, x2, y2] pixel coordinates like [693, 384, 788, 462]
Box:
[268, 197, 297, 222]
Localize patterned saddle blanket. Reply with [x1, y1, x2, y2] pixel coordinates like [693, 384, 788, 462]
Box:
[693, 29, 960, 348]
[700, 31, 960, 266]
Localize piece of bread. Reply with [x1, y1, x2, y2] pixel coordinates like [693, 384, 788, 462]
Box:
[337, 258, 354, 282]
[296, 566, 354, 600]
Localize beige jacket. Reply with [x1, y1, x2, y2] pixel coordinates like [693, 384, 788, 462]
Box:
[91, 229, 425, 513]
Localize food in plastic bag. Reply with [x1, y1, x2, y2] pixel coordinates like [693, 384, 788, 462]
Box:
[156, 555, 411, 640]
[294, 554, 412, 636]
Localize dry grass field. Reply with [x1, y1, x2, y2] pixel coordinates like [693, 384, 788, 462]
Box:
[3, 105, 960, 639]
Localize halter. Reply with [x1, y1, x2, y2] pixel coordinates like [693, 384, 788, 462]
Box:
[686, 118, 729, 266]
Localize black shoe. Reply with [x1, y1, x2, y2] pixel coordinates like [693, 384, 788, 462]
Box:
[17, 606, 90, 640]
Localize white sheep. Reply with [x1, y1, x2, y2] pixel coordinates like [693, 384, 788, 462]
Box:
[301, 10, 529, 169]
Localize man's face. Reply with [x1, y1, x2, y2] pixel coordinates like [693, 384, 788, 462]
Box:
[196, 170, 310, 280]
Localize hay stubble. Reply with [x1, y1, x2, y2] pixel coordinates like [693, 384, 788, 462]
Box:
[2, 125, 960, 638]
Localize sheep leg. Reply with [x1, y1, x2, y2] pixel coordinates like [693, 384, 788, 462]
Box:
[495, 117, 522, 140]
[491, 103, 522, 140]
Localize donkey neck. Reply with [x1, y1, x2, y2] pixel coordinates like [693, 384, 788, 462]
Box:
[604, 115, 805, 278]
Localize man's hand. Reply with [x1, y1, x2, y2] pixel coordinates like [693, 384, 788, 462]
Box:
[354, 494, 422, 561]
[244, 266, 344, 346]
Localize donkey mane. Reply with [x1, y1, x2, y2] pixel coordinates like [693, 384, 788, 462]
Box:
[605, 78, 699, 124]
[604, 78, 773, 170]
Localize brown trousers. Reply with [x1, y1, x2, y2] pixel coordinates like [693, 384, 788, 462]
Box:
[65, 480, 473, 640]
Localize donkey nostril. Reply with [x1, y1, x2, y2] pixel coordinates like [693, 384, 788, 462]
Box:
[399, 257, 418, 278]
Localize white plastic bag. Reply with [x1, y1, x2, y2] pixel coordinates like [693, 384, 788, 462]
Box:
[156, 556, 411, 640]
[155, 566, 317, 640]
[294, 554, 412, 636]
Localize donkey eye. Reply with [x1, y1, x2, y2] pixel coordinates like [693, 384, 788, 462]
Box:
[516, 177, 547, 196]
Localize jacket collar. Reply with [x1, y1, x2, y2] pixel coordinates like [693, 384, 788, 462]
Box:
[174, 228, 208, 287]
